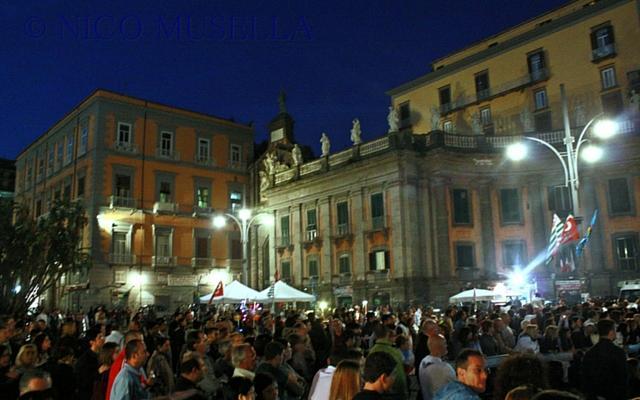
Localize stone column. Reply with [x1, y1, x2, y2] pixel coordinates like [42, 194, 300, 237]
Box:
[477, 180, 496, 278]
[431, 177, 451, 278]
[527, 178, 547, 254]
[352, 187, 366, 280]
[319, 197, 333, 283]
[292, 204, 303, 285]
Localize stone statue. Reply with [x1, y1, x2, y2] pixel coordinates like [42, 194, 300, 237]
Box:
[278, 89, 287, 113]
[350, 118, 362, 145]
[471, 112, 482, 135]
[263, 152, 276, 175]
[291, 144, 303, 166]
[430, 106, 441, 131]
[573, 98, 587, 126]
[387, 106, 399, 133]
[630, 90, 640, 113]
[259, 171, 270, 192]
[520, 108, 534, 133]
[320, 133, 330, 157]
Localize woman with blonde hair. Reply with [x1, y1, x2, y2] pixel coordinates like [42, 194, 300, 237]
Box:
[15, 344, 38, 373]
[329, 359, 362, 400]
[539, 325, 561, 354]
[514, 324, 540, 354]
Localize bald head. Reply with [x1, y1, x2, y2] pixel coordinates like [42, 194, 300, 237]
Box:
[422, 319, 439, 336]
[427, 334, 447, 358]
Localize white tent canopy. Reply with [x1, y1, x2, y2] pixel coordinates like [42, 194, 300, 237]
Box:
[449, 288, 497, 303]
[200, 280, 260, 304]
[257, 280, 316, 302]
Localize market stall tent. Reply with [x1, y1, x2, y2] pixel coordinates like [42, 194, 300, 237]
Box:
[256, 280, 316, 302]
[199, 280, 260, 304]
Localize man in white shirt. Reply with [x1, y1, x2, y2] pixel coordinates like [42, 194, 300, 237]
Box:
[419, 334, 455, 400]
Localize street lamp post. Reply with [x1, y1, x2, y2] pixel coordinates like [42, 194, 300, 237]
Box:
[507, 84, 618, 216]
[213, 209, 273, 286]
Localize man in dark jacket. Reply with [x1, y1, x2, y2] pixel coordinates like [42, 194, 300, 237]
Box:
[74, 327, 105, 399]
[581, 319, 628, 400]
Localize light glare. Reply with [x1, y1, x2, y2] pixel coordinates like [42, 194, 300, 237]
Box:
[213, 215, 227, 228]
[238, 208, 252, 221]
[581, 144, 603, 163]
[506, 142, 528, 161]
[593, 119, 618, 139]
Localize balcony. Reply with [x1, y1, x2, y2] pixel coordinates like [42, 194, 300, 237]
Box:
[336, 224, 350, 236]
[305, 229, 317, 242]
[372, 216, 385, 230]
[192, 205, 213, 217]
[109, 253, 135, 265]
[592, 44, 616, 62]
[367, 269, 389, 282]
[156, 147, 180, 161]
[152, 255, 177, 267]
[338, 273, 352, 285]
[229, 160, 245, 170]
[113, 141, 138, 154]
[153, 201, 178, 214]
[109, 195, 136, 209]
[194, 155, 215, 167]
[191, 257, 214, 268]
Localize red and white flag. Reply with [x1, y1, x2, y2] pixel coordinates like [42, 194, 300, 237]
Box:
[560, 214, 580, 245]
[208, 281, 224, 305]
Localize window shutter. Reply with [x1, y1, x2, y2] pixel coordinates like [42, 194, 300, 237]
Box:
[590, 30, 597, 50]
[384, 251, 390, 270]
[607, 26, 615, 46]
[369, 252, 376, 271]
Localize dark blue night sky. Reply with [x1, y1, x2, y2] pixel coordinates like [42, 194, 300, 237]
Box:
[0, 0, 568, 159]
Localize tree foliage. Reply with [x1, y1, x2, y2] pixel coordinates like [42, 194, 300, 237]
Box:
[0, 198, 89, 315]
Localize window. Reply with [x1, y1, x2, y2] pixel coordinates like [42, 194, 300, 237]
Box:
[159, 181, 172, 203]
[399, 102, 411, 128]
[628, 70, 640, 93]
[534, 88, 548, 110]
[615, 234, 638, 271]
[452, 189, 471, 225]
[159, 131, 173, 157]
[371, 192, 384, 229]
[369, 250, 390, 271]
[475, 71, 490, 100]
[308, 258, 319, 277]
[443, 120, 453, 133]
[26, 163, 33, 187]
[480, 106, 492, 132]
[231, 238, 242, 260]
[195, 235, 210, 259]
[548, 186, 572, 217]
[117, 123, 131, 145]
[230, 144, 242, 165]
[38, 158, 44, 180]
[77, 176, 85, 198]
[306, 209, 317, 241]
[230, 190, 242, 212]
[155, 229, 172, 261]
[439, 86, 452, 112]
[601, 91, 624, 116]
[47, 145, 54, 175]
[608, 178, 632, 214]
[534, 111, 552, 132]
[66, 134, 74, 164]
[503, 241, 527, 268]
[35, 199, 42, 217]
[455, 243, 475, 268]
[500, 188, 522, 224]
[196, 186, 210, 208]
[197, 138, 210, 162]
[337, 201, 349, 235]
[63, 180, 71, 201]
[339, 254, 351, 274]
[527, 51, 546, 81]
[79, 126, 88, 155]
[281, 260, 292, 281]
[601, 67, 617, 89]
[56, 141, 63, 169]
[591, 25, 615, 60]
[280, 215, 290, 246]
[112, 232, 128, 255]
[115, 174, 132, 198]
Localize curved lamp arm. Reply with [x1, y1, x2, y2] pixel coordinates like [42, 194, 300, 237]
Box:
[522, 136, 570, 186]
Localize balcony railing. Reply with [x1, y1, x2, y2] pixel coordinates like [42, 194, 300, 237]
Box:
[336, 223, 350, 236]
[113, 141, 137, 153]
[156, 147, 180, 161]
[305, 229, 317, 242]
[360, 136, 390, 156]
[191, 257, 214, 268]
[229, 160, 244, 170]
[279, 236, 291, 247]
[109, 253, 135, 265]
[192, 206, 213, 216]
[339, 273, 352, 285]
[592, 43, 616, 61]
[109, 195, 136, 209]
[372, 216, 385, 230]
[368, 269, 389, 282]
[152, 255, 177, 266]
[153, 201, 178, 214]
[194, 155, 215, 167]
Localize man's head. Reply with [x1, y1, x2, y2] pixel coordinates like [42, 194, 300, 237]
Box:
[124, 339, 147, 369]
[597, 319, 616, 340]
[373, 324, 392, 341]
[180, 356, 205, 383]
[232, 343, 257, 371]
[421, 319, 439, 337]
[124, 330, 144, 346]
[19, 369, 52, 397]
[263, 341, 284, 366]
[155, 335, 171, 354]
[455, 349, 487, 393]
[362, 351, 396, 393]
[427, 334, 448, 358]
[186, 330, 208, 355]
[86, 326, 105, 353]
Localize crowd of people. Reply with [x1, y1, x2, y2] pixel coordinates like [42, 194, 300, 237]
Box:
[1, 297, 640, 399]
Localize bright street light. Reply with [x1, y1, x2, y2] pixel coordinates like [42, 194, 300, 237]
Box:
[581, 144, 603, 163]
[213, 208, 274, 285]
[509, 271, 526, 287]
[506, 142, 528, 161]
[593, 119, 618, 139]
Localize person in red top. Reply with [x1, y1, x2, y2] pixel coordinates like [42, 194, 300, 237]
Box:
[105, 331, 144, 400]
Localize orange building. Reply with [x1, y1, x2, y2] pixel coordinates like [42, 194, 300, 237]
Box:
[14, 89, 253, 310]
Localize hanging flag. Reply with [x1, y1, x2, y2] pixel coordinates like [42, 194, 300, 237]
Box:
[267, 283, 275, 299]
[545, 214, 564, 265]
[559, 214, 580, 245]
[208, 281, 224, 305]
[274, 269, 280, 282]
[576, 209, 599, 257]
